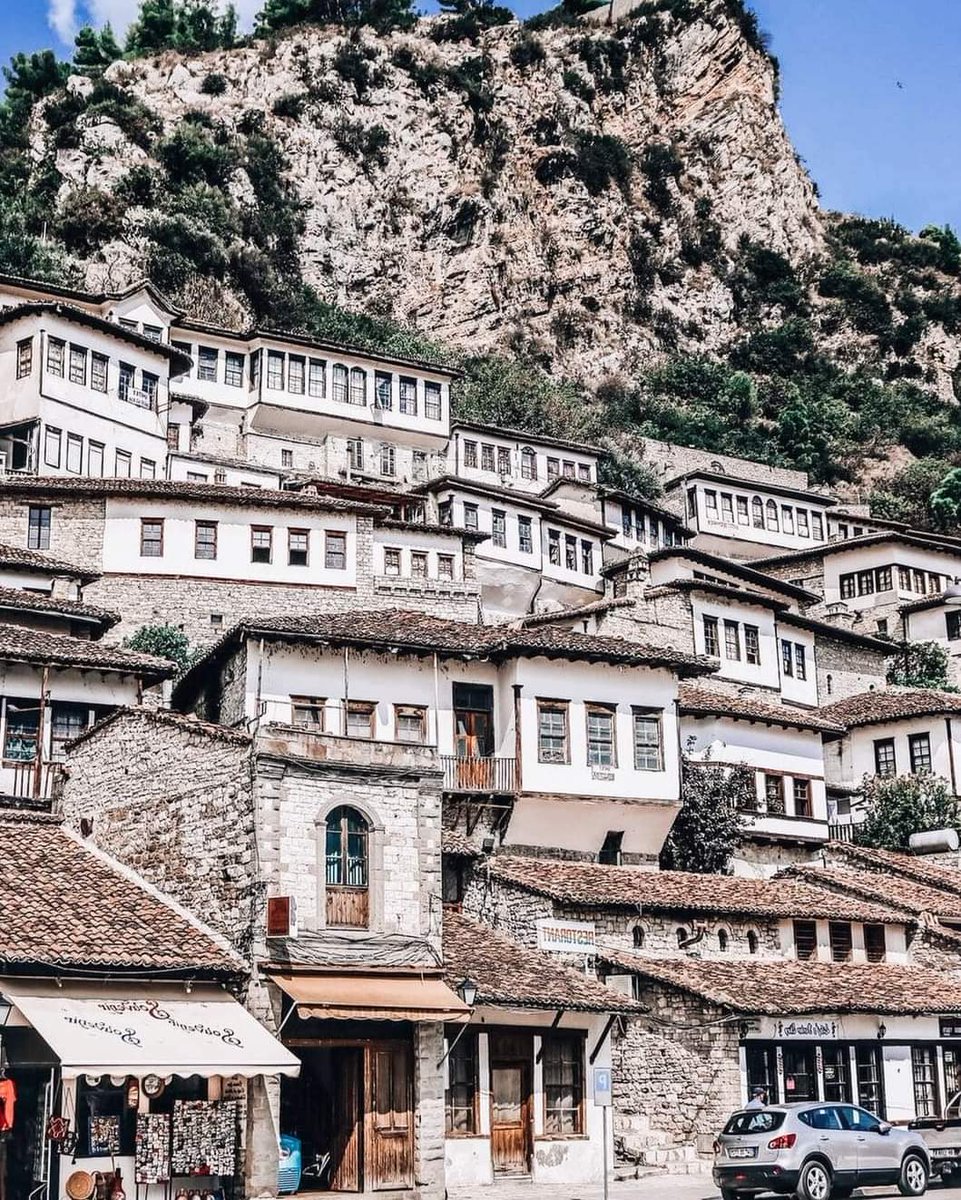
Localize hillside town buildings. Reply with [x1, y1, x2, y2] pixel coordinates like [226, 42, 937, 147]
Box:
[5, 272, 961, 1195]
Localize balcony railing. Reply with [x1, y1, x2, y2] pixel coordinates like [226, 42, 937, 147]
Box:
[6, 759, 65, 803]
[442, 756, 516, 794]
[828, 821, 858, 843]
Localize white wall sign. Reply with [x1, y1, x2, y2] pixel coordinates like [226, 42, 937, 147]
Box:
[536, 918, 596, 955]
[773, 1019, 838, 1040]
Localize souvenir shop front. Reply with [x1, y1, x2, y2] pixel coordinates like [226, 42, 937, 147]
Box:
[0, 981, 299, 1200]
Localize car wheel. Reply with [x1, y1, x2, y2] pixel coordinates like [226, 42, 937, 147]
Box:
[797, 1159, 833, 1200]
[899, 1152, 929, 1196]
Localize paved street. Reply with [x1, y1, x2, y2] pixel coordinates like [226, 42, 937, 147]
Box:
[448, 1176, 961, 1200]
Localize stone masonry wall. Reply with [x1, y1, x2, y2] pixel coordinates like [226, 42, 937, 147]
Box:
[815, 634, 889, 703]
[0, 493, 106, 569]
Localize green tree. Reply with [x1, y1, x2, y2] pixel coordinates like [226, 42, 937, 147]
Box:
[854, 772, 961, 852]
[124, 624, 192, 671]
[596, 448, 662, 499]
[73, 24, 123, 76]
[887, 640, 954, 690]
[930, 467, 961, 531]
[659, 754, 751, 874]
[869, 457, 954, 530]
[124, 0, 177, 54]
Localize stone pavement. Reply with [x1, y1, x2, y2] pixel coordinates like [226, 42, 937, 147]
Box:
[448, 1175, 961, 1200]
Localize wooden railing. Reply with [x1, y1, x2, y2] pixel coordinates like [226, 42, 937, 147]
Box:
[828, 821, 858, 843]
[7, 760, 65, 802]
[441, 756, 516, 794]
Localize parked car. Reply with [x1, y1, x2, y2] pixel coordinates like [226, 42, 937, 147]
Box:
[713, 1101, 930, 1200]
[909, 1091, 961, 1183]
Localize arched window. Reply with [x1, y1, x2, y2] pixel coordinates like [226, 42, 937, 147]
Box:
[350, 367, 367, 406]
[675, 927, 688, 948]
[747, 930, 759, 955]
[751, 497, 764, 529]
[633, 925, 645, 949]
[520, 447, 537, 481]
[325, 806, 369, 928]
[717, 928, 729, 952]
[765, 499, 779, 531]
[331, 364, 349, 404]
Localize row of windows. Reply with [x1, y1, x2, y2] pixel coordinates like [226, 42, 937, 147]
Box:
[174, 343, 444, 419]
[639, 924, 760, 955]
[138, 519, 348, 569]
[696, 488, 825, 540]
[702, 616, 761, 665]
[346, 438, 429, 480]
[291, 697, 430, 743]
[793, 918, 886, 963]
[462, 440, 591, 484]
[753, 772, 813, 819]
[382, 548, 456, 582]
[1, 697, 108, 762]
[41, 428, 157, 483]
[546, 529, 595, 574]
[619, 506, 678, 548]
[746, 1043, 885, 1113]
[536, 701, 664, 771]
[26, 337, 159, 410]
[840, 564, 951, 599]
[780, 638, 808, 681]
[874, 733, 932, 777]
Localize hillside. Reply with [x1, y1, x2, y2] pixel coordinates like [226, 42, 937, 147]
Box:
[4, 0, 961, 509]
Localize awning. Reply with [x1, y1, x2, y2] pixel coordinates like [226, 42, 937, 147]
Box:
[3, 982, 300, 1079]
[270, 972, 470, 1023]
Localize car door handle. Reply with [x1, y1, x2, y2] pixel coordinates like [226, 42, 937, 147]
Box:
[818, 1136, 830, 1142]
[857, 1136, 866, 1142]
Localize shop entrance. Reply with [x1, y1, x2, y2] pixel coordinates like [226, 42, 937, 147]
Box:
[0, 1066, 53, 1200]
[489, 1033, 532, 1177]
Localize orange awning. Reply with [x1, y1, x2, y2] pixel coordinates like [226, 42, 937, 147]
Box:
[270, 972, 471, 1023]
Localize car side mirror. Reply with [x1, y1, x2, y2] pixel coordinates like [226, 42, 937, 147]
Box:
[877, 1122, 891, 1136]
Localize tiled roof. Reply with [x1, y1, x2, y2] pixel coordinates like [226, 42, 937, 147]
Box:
[0, 302, 192, 371]
[821, 687, 961, 728]
[827, 843, 961, 898]
[443, 910, 638, 1013]
[646, 579, 789, 611]
[785, 863, 961, 921]
[67, 706, 252, 752]
[0, 542, 99, 582]
[0, 816, 239, 973]
[415, 477, 613, 536]
[756, 531, 961, 570]
[603, 950, 961, 1015]
[520, 597, 636, 627]
[0, 585, 119, 629]
[450, 419, 603, 457]
[168, 449, 282, 477]
[642, 546, 819, 603]
[487, 856, 900, 922]
[442, 830, 479, 857]
[777, 611, 893, 653]
[0, 622, 174, 678]
[679, 684, 844, 733]
[663, 468, 836, 506]
[900, 591, 961, 615]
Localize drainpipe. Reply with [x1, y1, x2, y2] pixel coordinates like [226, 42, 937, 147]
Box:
[512, 683, 523, 793]
[34, 664, 49, 799]
[432, 652, 441, 749]
[342, 644, 350, 736]
[948, 718, 959, 797]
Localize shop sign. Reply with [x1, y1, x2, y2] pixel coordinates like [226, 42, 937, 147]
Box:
[772, 1019, 838, 1040]
[940, 1017, 961, 1038]
[536, 918, 596, 955]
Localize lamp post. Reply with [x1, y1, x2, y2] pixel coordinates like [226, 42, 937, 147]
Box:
[457, 978, 478, 1008]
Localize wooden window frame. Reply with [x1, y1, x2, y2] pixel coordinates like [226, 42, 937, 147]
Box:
[16, 337, 32, 379]
[723, 620, 741, 661]
[703, 615, 719, 657]
[266, 350, 285, 391]
[325, 530, 347, 571]
[541, 1033, 585, 1138]
[394, 704, 427, 744]
[445, 1028, 479, 1136]
[585, 702, 617, 769]
[193, 520, 218, 561]
[224, 351, 245, 388]
[197, 346, 219, 382]
[288, 355, 306, 395]
[46, 336, 65, 377]
[411, 551, 428, 579]
[346, 700, 377, 739]
[864, 923, 886, 964]
[43, 428, 61, 469]
[463, 440, 478, 468]
[909, 732, 932, 775]
[491, 508, 507, 548]
[331, 363, 349, 403]
[383, 547, 402, 577]
[398, 375, 417, 415]
[290, 695, 326, 729]
[744, 624, 761, 665]
[140, 517, 164, 558]
[873, 737, 896, 777]
[792, 777, 812, 819]
[27, 506, 51, 551]
[288, 528, 310, 568]
[251, 524, 273, 564]
[793, 918, 817, 961]
[438, 554, 454, 580]
[520, 447, 537, 481]
[829, 921, 853, 963]
[537, 699, 570, 765]
[90, 352, 108, 393]
[632, 708, 663, 772]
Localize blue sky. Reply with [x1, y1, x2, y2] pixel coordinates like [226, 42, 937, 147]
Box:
[1, 0, 958, 232]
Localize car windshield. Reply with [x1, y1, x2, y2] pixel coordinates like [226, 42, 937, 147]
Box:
[724, 1111, 786, 1135]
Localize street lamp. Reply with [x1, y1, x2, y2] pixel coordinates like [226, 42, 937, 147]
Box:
[877, 1021, 887, 1041]
[0, 996, 12, 1027]
[457, 978, 478, 1008]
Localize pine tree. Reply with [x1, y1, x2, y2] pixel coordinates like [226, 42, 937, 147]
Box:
[125, 0, 177, 55]
[73, 24, 122, 77]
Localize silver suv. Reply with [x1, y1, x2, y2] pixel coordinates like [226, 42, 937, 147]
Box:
[713, 1101, 930, 1200]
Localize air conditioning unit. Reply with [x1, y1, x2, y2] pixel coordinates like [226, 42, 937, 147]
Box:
[266, 895, 298, 939]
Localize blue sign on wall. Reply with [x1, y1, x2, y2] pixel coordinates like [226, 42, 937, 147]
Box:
[593, 1066, 612, 1107]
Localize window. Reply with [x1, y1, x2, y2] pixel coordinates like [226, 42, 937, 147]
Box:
[621, 508, 633, 538]
[747, 930, 759, 955]
[578, 463, 591, 482]
[290, 696, 325, 728]
[744, 625, 760, 665]
[380, 444, 396, 477]
[717, 928, 729, 952]
[197, 346, 218, 381]
[720, 493, 734, 523]
[27, 506, 51, 550]
[251, 526, 272, 563]
[750, 497, 763, 527]
[796, 509, 809, 536]
[46, 336, 65, 377]
[492, 509, 506, 548]
[909, 732, 932, 775]
[543, 1036, 584, 1135]
[724, 620, 741, 660]
[793, 918, 817, 960]
[793, 778, 812, 818]
[632, 925, 645, 949]
[187, 472, 208, 483]
[586, 704, 616, 768]
[288, 529, 309, 567]
[281, 448, 293, 469]
[438, 554, 454, 580]
[632, 710, 662, 771]
[345, 702, 375, 739]
[703, 615, 719, 657]
[781, 639, 794, 677]
[876, 566, 892, 592]
[86, 351, 107, 394]
[811, 513, 824, 539]
[857, 570, 874, 596]
[217, 350, 243, 388]
[463, 503, 479, 532]
[547, 457, 560, 480]
[395, 705, 427, 743]
[912, 1047, 939, 1118]
[765, 774, 785, 814]
[285, 355, 304, 395]
[480, 444, 495, 472]
[118, 362, 134, 402]
[598, 831, 623, 865]
[562, 460, 575, 479]
[874, 738, 896, 776]
[384, 548, 401, 576]
[43, 427, 61, 469]
[704, 489, 718, 518]
[345, 437, 364, 472]
[518, 516, 533, 554]
[840, 573, 856, 600]
[463, 440, 478, 468]
[913, 569, 926, 594]
[140, 518, 163, 557]
[538, 700, 569, 763]
[349, 367, 366, 405]
[332, 364, 349, 403]
[412, 451, 428, 482]
[192, 520, 217, 560]
[794, 643, 807, 681]
[3, 699, 39, 762]
[115, 450, 131, 477]
[88, 441, 104, 477]
[446, 1031, 478, 1135]
[308, 358, 326, 398]
[948, 611, 961, 641]
[325, 805, 369, 927]
[781, 505, 794, 533]
[547, 529, 561, 565]
[411, 552, 427, 578]
[141, 371, 159, 408]
[864, 923, 886, 963]
[425, 382, 442, 419]
[50, 702, 92, 760]
[765, 499, 779, 530]
[399, 376, 417, 414]
[266, 351, 285, 390]
[66, 434, 83, 473]
[325, 531, 347, 570]
[438, 501, 452, 527]
[581, 540, 593, 575]
[521, 447, 537, 480]
[675, 927, 688, 948]
[829, 921, 853, 962]
[497, 447, 511, 476]
[564, 535, 577, 571]
[16, 337, 32, 378]
[735, 495, 749, 525]
[140, 458, 156, 479]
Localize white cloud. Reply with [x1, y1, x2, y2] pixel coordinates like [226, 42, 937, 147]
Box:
[73, 0, 261, 40]
[47, 0, 81, 44]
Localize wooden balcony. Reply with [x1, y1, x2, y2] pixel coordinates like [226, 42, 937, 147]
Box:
[441, 756, 516, 794]
[4, 759, 65, 804]
[828, 821, 858, 843]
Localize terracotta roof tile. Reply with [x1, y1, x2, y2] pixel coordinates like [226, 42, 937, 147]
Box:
[786, 863, 961, 921]
[0, 542, 98, 582]
[520, 597, 636, 628]
[642, 546, 819, 603]
[0, 622, 174, 678]
[757, 531, 961, 570]
[487, 856, 899, 922]
[827, 843, 961, 897]
[603, 950, 961, 1016]
[821, 688, 961, 728]
[0, 586, 119, 629]
[0, 817, 238, 972]
[67, 706, 252, 751]
[679, 683, 844, 734]
[442, 830, 478, 857]
[443, 910, 638, 1013]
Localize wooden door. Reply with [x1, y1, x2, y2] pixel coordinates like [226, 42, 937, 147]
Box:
[490, 1056, 532, 1176]
[329, 1048, 363, 1192]
[453, 683, 495, 788]
[366, 1042, 414, 1191]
